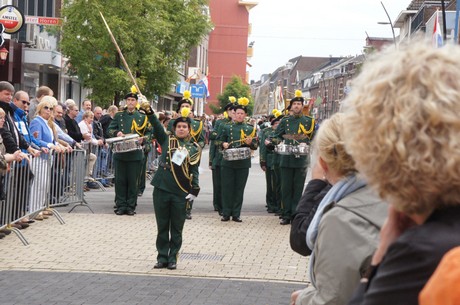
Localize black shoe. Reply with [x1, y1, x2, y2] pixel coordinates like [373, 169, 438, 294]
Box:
[232, 217, 242, 223]
[185, 213, 192, 220]
[154, 262, 167, 269]
[126, 210, 135, 216]
[138, 192, 143, 197]
[115, 210, 125, 216]
[267, 209, 275, 213]
[221, 216, 230, 222]
[280, 219, 291, 225]
[167, 262, 177, 270]
[218, 211, 223, 216]
[0, 232, 5, 239]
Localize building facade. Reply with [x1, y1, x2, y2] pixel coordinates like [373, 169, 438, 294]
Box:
[206, 0, 257, 114]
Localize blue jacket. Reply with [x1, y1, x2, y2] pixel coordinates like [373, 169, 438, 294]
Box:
[10, 102, 42, 152]
[29, 116, 56, 148]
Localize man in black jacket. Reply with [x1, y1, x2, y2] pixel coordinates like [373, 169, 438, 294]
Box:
[0, 81, 40, 228]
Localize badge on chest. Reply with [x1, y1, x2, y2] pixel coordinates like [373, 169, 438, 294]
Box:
[172, 147, 188, 166]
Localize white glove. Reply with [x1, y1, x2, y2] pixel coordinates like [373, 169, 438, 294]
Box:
[185, 194, 196, 201]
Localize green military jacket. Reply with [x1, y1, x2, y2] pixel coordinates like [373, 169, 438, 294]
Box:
[149, 114, 200, 196]
[273, 114, 315, 168]
[218, 121, 258, 169]
[107, 109, 148, 161]
[209, 118, 231, 168]
[168, 118, 206, 148]
[259, 126, 276, 168]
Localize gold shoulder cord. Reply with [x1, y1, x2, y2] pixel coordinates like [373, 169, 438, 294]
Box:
[168, 136, 192, 193]
[189, 142, 202, 165]
[191, 120, 203, 142]
[240, 124, 257, 141]
[298, 118, 315, 138]
[131, 116, 148, 136]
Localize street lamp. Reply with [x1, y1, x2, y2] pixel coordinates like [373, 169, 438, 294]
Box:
[0, 47, 9, 65]
[379, 1, 396, 47]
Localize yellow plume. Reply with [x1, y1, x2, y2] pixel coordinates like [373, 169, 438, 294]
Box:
[183, 90, 191, 100]
[229, 96, 236, 103]
[238, 97, 249, 106]
[272, 109, 281, 118]
[295, 90, 302, 98]
[223, 111, 228, 119]
[131, 85, 138, 94]
[181, 107, 191, 118]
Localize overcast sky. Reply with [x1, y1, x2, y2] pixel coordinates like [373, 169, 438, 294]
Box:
[248, 0, 408, 81]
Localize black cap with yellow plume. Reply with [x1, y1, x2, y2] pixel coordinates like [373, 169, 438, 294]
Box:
[234, 97, 249, 113]
[173, 106, 192, 128]
[271, 109, 284, 123]
[223, 96, 237, 111]
[124, 85, 139, 100]
[289, 90, 304, 108]
[176, 90, 194, 113]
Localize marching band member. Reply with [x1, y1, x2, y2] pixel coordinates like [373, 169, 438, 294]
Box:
[272, 90, 316, 225]
[260, 109, 284, 214]
[167, 90, 205, 220]
[209, 96, 236, 215]
[107, 89, 148, 216]
[218, 97, 258, 222]
[139, 101, 201, 270]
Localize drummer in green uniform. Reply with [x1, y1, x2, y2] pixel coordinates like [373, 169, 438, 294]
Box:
[139, 102, 201, 270]
[271, 90, 315, 225]
[209, 96, 236, 215]
[107, 89, 149, 215]
[260, 109, 284, 214]
[218, 97, 258, 222]
[167, 90, 205, 219]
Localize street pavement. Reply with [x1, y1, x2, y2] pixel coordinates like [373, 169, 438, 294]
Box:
[0, 148, 311, 305]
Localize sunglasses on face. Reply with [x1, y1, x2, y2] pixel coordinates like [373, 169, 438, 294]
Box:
[21, 100, 31, 106]
[44, 106, 54, 111]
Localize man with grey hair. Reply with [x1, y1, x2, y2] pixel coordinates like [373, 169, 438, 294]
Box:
[76, 99, 92, 123]
[27, 85, 54, 122]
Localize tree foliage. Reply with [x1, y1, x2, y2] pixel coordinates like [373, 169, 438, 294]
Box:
[212, 76, 254, 115]
[60, 0, 212, 107]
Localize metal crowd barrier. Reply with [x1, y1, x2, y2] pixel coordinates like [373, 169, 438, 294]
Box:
[0, 148, 89, 245]
[81, 142, 114, 191]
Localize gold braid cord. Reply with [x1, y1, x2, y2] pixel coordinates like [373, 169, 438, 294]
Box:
[168, 137, 192, 193]
[298, 118, 315, 139]
[190, 120, 203, 142]
[131, 116, 148, 136]
[189, 142, 202, 165]
[240, 125, 257, 141]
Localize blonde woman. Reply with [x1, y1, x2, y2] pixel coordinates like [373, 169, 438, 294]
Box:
[290, 113, 387, 305]
[78, 111, 99, 181]
[344, 42, 460, 305]
[29, 100, 66, 216]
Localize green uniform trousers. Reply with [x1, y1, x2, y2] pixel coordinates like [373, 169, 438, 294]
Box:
[265, 168, 274, 211]
[221, 167, 249, 218]
[114, 158, 141, 212]
[138, 153, 148, 194]
[280, 167, 307, 220]
[212, 165, 222, 213]
[273, 166, 282, 213]
[153, 188, 187, 264]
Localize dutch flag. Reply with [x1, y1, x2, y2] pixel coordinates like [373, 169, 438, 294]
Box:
[433, 11, 443, 48]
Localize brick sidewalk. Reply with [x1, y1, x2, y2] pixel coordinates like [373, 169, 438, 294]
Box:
[0, 212, 308, 283]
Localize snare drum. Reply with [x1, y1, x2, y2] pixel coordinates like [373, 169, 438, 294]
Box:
[223, 147, 251, 161]
[274, 143, 293, 155]
[106, 134, 142, 153]
[291, 144, 310, 156]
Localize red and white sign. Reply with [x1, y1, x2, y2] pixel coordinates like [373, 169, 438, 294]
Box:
[0, 5, 25, 34]
[25, 15, 62, 26]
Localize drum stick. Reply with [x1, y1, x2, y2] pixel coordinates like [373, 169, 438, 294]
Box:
[99, 11, 141, 95]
